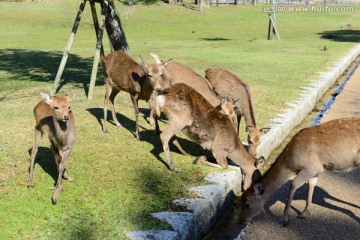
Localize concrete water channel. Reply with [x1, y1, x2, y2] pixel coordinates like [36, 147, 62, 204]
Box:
[204, 54, 360, 239]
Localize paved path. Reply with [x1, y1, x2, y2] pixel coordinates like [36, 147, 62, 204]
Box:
[205, 65, 360, 240]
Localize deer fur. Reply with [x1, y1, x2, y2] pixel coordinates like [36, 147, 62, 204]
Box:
[102, 51, 170, 140]
[28, 92, 76, 205]
[205, 68, 270, 157]
[156, 83, 265, 190]
[149, 53, 222, 108]
[239, 117, 360, 226]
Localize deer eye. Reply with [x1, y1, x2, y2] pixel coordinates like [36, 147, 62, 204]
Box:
[68, 106, 71, 110]
[148, 74, 152, 78]
[54, 106, 59, 110]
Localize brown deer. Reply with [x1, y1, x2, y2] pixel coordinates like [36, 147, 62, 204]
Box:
[149, 53, 242, 138]
[150, 53, 222, 107]
[205, 68, 269, 157]
[28, 92, 76, 205]
[156, 83, 265, 190]
[239, 117, 360, 226]
[102, 51, 170, 140]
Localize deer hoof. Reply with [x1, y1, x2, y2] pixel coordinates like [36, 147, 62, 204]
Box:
[193, 156, 207, 165]
[27, 183, 34, 188]
[102, 127, 109, 133]
[297, 211, 309, 219]
[52, 198, 57, 205]
[174, 167, 181, 173]
[283, 216, 290, 227]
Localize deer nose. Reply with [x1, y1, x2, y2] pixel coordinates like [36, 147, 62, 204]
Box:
[155, 87, 162, 93]
[64, 116, 70, 121]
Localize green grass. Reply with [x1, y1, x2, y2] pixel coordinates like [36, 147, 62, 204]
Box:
[1, 1, 360, 239]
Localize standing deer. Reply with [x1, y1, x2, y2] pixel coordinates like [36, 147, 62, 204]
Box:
[28, 92, 76, 205]
[205, 68, 269, 157]
[239, 117, 360, 226]
[102, 51, 170, 140]
[156, 83, 265, 190]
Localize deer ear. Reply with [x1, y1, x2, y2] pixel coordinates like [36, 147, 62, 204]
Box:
[67, 93, 76, 101]
[40, 92, 52, 105]
[221, 98, 228, 105]
[140, 54, 148, 67]
[255, 156, 265, 168]
[150, 53, 162, 64]
[233, 99, 241, 106]
[246, 126, 253, 133]
[261, 127, 271, 134]
[253, 183, 265, 195]
[162, 59, 172, 68]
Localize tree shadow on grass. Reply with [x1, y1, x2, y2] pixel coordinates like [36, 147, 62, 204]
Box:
[318, 29, 360, 43]
[200, 37, 231, 41]
[87, 107, 139, 138]
[0, 48, 104, 97]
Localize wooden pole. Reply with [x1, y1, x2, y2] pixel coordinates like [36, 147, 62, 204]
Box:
[51, 0, 86, 96]
[90, 1, 105, 62]
[267, 0, 280, 41]
[88, 0, 107, 100]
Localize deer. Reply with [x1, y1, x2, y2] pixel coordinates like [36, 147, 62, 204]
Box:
[28, 92, 76, 205]
[150, 54, 222, 107]
[205, 68, 270, 157]
[149, 53, 230, 127]
[156, 83, 265, 190]
[102, 51, 170, 140]
[239, 117, 360, 226]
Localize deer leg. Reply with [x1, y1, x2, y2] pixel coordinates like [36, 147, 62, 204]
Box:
[160, 124, 184, 172]
[148, 94, 156, 126]
[52, 148, 72, 205]
[298, 177, 318, 219]
[109, 88, 121, 127]
[194, 156, 224, 168]
[154, 114, 161, 135]
[130, 94, 141, 140]
[103, 81, 112, 133]
[50, 143, 74, 182]
[237, 115, 241, 135]
[27, 126, 42, 188]
[171, 136, 188, 155]
[283, 168, 319, 226]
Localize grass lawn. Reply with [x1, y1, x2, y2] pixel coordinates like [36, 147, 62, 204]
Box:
[1, 1, 360, 239]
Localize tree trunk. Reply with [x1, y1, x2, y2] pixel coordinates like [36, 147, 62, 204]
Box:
[104, 1, 130, 54]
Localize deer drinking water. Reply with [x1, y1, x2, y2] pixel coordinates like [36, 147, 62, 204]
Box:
[205, 68, 269, 157]
[102, 51, 170, 140]
[156, 83, 265, 190]
[28, 92, 76, 205]
[239, 117, 360, 226]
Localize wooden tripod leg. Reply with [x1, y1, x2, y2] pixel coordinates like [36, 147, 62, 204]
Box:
[51, 0, 87, 96]
[88, 0, 108, 100]
[90, 1, 105, 62]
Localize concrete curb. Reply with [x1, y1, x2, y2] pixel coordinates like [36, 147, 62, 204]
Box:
[126, 43, 360, 240]
[257, 44, 360, 159]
